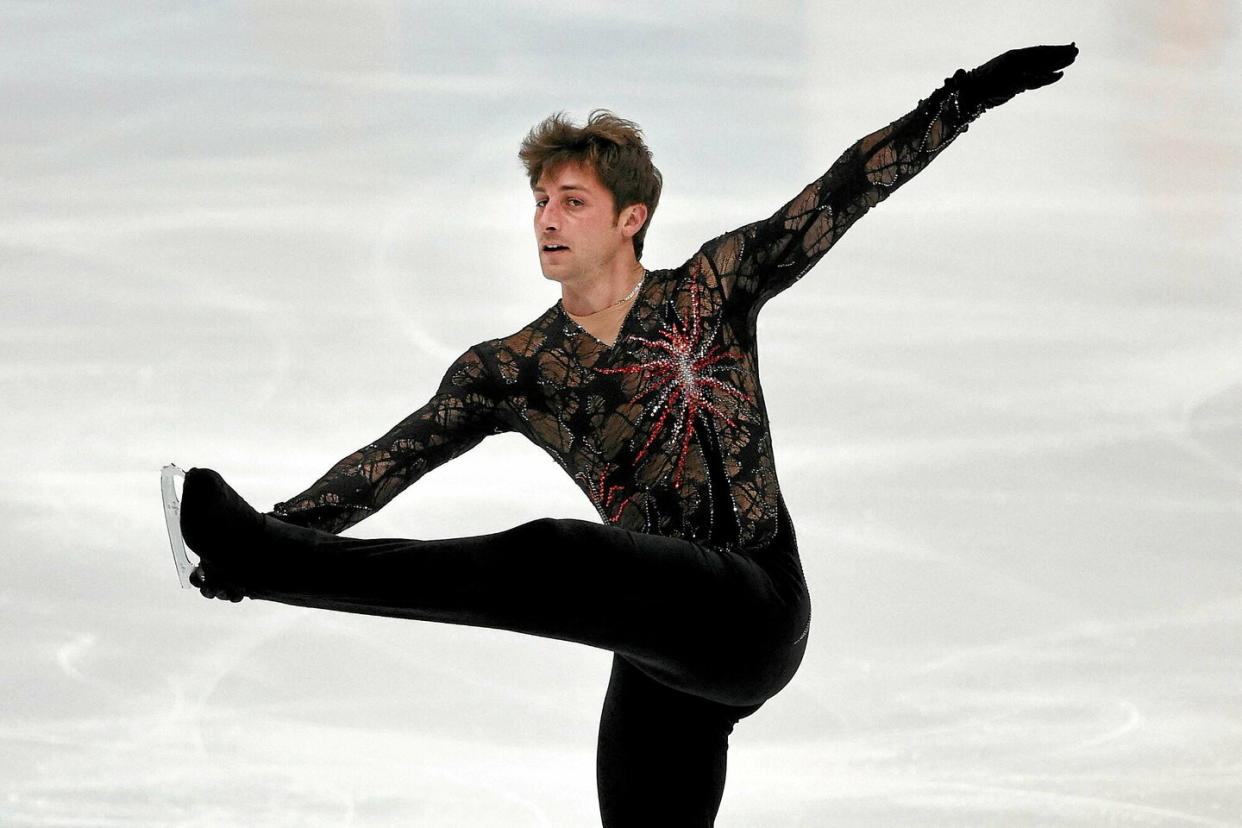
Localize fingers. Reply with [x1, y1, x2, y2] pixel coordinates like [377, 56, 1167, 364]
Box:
[1000, 44, 1076, 97]
[190, 565, 246, 602]
[962, 43, 1077, 114]
[1023, 70, 1065, 91]
[205, 585, 246, 601]
[1019, 43, 1079, 73]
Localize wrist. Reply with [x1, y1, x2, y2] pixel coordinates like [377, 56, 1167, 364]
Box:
[944, 67, 986, 119]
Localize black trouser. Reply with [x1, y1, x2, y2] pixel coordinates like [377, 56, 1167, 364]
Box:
[185, 470, 810, 826]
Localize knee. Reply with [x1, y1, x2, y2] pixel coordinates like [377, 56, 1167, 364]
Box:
[506, 516, 568, 547]
[504, 516, 598, 556]
[711, 634, 807, 708]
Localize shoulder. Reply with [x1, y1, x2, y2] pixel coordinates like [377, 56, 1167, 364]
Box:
[630, 264, 686, 307]
[462, 303, 564, 387]
[487, 303, 563, 357]
[647, 253, 729, 310]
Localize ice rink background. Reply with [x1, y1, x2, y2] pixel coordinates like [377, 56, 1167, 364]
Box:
[3, 1, 1240, 825]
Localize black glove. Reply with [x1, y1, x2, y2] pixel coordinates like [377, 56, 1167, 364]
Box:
[189, 564, 246, 602]
[952, 43, 1079, 115]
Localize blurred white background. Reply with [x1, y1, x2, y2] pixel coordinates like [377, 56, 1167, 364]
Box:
[2, 1, 1239, 825]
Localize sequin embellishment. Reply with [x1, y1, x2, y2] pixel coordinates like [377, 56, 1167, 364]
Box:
[599, 280, 754, 487]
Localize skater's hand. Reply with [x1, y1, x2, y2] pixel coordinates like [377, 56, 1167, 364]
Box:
[955, 43, 1078, 114]
[189, 565, 245, 603]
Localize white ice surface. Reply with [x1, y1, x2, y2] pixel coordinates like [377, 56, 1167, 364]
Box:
[2, 2, 1240, 825]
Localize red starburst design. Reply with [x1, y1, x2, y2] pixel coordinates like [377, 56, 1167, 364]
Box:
[600, 281, 754, 486]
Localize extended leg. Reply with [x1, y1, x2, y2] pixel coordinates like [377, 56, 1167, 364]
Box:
[182, 468, 807, 706]
[596, 654, 759, 827]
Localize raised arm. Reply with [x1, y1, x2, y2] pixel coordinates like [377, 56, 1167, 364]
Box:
[696, 44, 1079, 314]
[270, 346, 509, 534]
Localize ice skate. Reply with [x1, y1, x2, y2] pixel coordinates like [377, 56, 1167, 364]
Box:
[160, 464, 197, 588]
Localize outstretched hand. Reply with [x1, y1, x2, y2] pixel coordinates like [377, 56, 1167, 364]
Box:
[189, 565, 245, 602]
[957, 43, 1079, 113]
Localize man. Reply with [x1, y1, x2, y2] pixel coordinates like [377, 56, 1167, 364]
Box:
[180, 44, 1078, 826]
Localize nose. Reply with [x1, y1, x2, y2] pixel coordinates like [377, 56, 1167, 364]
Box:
[538, 202, 560, 233]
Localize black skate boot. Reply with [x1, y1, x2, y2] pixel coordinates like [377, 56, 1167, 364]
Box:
[180, 467, 267, 597]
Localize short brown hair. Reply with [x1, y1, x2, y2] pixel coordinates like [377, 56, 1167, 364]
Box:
[519, 110, 662, 259]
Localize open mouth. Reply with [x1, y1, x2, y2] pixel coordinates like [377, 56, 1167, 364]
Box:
[542, 244, 570, 252]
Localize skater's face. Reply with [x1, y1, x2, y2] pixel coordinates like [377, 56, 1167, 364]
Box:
[533, 162, 646, 285]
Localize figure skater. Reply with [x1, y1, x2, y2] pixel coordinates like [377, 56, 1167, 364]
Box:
[179, 44, 1078, 826]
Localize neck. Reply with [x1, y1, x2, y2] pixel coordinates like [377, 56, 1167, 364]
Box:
[560, 257, 645, 316]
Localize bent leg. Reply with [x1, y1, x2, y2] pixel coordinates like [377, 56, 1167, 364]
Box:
[596, 654, 759, 827]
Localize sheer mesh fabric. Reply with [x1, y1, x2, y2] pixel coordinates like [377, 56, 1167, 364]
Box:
[272, 81, 981, 551]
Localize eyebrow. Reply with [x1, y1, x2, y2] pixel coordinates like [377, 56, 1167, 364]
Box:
[533, 183, 589, 194]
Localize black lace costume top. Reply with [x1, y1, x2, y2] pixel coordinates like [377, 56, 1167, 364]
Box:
[272, 81, 982, 554]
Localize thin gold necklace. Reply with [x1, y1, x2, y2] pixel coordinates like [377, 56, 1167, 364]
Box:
[610, 273, 644, 308]
[566, 271, 645, 317]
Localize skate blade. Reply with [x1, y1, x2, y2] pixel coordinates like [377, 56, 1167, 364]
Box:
[161, 464, 198, 589]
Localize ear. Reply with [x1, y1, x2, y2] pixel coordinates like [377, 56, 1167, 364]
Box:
[618, 203, 649, 239]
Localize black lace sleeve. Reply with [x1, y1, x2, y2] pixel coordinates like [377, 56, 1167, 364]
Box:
[270, 346, 509, 534]
[693, 75, 983, 317]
